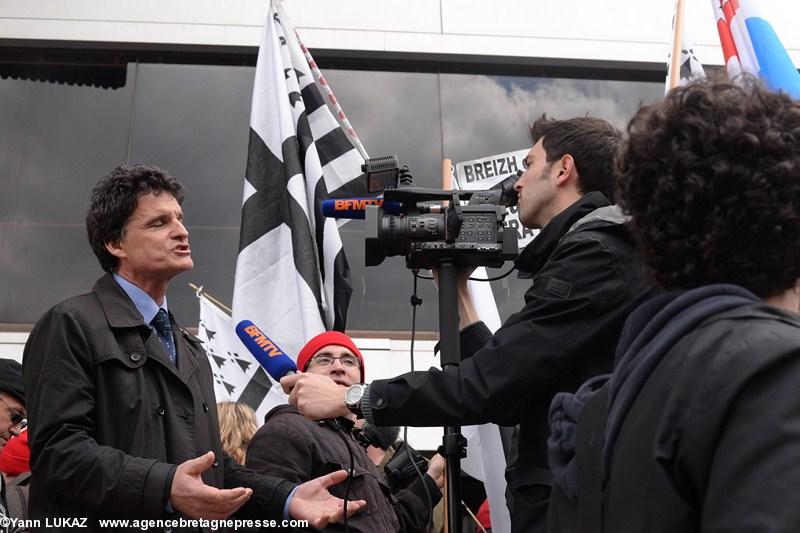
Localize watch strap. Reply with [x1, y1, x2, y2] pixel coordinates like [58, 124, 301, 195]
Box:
[361, 384, 374, 423]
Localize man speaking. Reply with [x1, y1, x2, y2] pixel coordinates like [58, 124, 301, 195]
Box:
[282, 115, 653, 532]
[23, 165, 364, 531]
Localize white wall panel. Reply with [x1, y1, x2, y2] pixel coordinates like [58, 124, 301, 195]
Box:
[2, 0, 800, 66]
[0, 333, 26, 362]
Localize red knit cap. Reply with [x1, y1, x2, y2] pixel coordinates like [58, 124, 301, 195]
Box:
[297, 331, 365, 382]
[0, 428, 29, 476]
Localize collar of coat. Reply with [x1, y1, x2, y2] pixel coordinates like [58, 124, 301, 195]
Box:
[515, 191, 612, 277]
[94, 273, 158, 329]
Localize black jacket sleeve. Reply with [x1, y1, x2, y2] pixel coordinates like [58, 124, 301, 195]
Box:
[223, 453, 295, 520]
[368, 231, 637, 427]
[459, 321, 494, 360]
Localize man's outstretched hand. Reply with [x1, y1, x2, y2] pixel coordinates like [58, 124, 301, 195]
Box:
[289, 470, 367, 528]
[171, 451, 252, 519]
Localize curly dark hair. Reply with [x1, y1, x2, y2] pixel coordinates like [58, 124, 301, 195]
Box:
[86, 164, 184, 272]
[616, 78, 800, 298]
[530, 115, 622, 202]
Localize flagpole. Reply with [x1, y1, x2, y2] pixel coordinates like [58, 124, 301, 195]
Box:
[189, 283, 233, 315]
[441, 158, 451, 533]
[462, 501, 488, 533]
[440, 158, 453, 533]
[669, 0, 686, 90]
[442, 159, 453, 190]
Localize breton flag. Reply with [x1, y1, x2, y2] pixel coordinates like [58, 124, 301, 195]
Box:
[232, 0, 368, 407]
[196, 291, 285, 422]
[712, 0, 800, 98]
[666, 0, 705, 92]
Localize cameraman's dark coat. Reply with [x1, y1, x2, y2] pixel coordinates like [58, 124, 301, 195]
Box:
[366, 192, 653, 533]
[23, 274, 294, 531]
[246, 404, 440, 532]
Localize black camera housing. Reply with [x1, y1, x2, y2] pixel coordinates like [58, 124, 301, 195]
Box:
[384, 442, 430, 492]
[363, 155, 403, 193]
[362, 157, 519, 269]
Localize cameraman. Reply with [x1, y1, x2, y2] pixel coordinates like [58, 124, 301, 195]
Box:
[246, 331, 444, 532]
[283, 115, 653, 532]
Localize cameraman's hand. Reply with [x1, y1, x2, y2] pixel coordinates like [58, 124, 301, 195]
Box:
[425, 454, 446, 489]
[282, 373, 351, 420]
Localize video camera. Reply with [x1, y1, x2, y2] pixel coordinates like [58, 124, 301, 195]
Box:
[353, 423, 428, 492]
[384, 442, 431, 492]
[362, 156, 520, 269]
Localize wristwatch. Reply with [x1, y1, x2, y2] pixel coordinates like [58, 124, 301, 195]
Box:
[345, 384, 366, 417]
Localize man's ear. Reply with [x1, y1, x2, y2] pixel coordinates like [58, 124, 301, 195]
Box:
[105, 239, 125, 260]
[554, 154, 577, 186]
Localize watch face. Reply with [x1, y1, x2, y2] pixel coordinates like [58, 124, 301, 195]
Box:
[346, 385, 364, 405]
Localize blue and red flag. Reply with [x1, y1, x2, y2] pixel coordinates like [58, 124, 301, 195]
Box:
[712, 0, 800, 98]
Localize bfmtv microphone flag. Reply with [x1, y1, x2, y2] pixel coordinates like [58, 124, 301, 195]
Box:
[233, 0, 369, 392]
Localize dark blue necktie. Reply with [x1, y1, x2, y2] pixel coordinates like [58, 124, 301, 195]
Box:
[151, 308, 176, 364]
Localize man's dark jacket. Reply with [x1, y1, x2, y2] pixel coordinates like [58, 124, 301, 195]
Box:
[23, 274, 294, 531]
[547, 288, 800, 533]
[599, 302, 800, 532]
[365, 192, 652, 532]
[246, 404, 440, 532]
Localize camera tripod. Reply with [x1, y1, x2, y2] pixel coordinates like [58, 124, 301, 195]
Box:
[436, 257, 469, 533]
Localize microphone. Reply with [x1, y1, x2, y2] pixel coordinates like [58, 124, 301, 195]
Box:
[321, 197, 403, 219]
[235, 320, 297, 380]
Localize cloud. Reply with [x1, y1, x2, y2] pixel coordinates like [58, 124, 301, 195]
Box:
[440, 74, 663, 163]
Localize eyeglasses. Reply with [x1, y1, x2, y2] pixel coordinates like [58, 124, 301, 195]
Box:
[0, 395, 27, 434]
[308, 354, 361, 369]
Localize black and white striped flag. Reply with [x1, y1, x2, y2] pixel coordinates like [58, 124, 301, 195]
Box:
[232, 0, 368, 396]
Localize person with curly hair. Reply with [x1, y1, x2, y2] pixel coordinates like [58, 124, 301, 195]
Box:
[548, 78, 800, 532]
[217, 402, 259, 465]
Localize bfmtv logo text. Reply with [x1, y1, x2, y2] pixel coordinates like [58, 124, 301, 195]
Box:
[243, 325, 286, 358]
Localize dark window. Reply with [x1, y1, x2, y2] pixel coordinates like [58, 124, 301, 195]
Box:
[0, 57, 662, 330]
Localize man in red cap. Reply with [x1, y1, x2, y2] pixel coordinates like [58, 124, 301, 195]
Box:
[0, 429, 31, 524]
[0, 430, 29, 479]
[0, 358, 26, 452]
[0, 358, 26, 526]
[295, 331, 367, 386]
[246, 331, 444, 532]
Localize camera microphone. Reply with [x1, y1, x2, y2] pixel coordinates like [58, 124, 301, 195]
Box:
[235, 320, 297, 380]
[321, 197, 403, 219]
